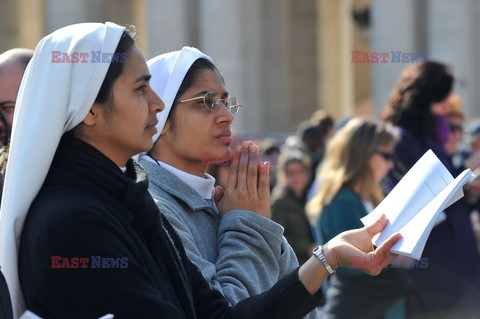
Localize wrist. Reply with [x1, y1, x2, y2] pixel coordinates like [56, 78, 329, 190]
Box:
[313, 245, 336, 275]
[321, 243, 339, 269]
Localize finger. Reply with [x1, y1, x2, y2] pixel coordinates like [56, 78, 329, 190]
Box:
[365, 214, 388, 238]
[237, 142, 249, 192]
[247, 144, 259, 194]
[213, 185, 224, 204]
[225, 145, 241, 190]
[258, 161, 270, 200]
[373, 232, 402, 261]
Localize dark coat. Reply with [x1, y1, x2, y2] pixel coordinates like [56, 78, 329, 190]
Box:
[388, 127, 480, 318]
[18, 135, 322, 319]
[271, 188, 315, 265]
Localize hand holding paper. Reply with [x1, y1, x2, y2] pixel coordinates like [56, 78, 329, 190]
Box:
[360, 150, 472, 260]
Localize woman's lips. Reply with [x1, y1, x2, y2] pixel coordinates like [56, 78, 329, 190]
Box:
[217, 131, 232, 144]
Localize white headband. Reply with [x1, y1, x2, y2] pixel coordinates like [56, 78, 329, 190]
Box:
[147, 46, 214, 140]
[0, 22, 125, 317]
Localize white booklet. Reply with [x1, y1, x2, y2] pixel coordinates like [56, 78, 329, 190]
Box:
[360, 150, 472, 260]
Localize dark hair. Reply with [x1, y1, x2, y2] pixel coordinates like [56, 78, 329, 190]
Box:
[167, 58, 219, 130]
[381, 61, 454, 139]
[95, 27, 136, 109]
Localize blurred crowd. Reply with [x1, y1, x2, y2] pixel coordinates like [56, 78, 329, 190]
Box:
[207, 62, 480, 318]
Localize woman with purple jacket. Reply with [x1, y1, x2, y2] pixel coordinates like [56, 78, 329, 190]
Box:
[382, 61, 480, 318]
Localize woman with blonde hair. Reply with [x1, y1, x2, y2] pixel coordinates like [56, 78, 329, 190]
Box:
[308, 117, 414, 319]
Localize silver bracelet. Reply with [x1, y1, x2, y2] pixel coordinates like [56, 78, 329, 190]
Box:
[313, 245, 336, 275]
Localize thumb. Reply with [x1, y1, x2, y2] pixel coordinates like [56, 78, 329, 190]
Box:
[365, 214, 388, 238]
[213, 185, 224, 203]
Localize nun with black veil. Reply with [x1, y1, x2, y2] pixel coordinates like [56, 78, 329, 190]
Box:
[0, 22, 401, 318]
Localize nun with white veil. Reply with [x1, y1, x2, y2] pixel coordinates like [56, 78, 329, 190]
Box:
[0, 21, 401, 319]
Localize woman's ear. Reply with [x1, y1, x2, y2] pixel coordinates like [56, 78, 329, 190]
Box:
[83, 104, 102, 126]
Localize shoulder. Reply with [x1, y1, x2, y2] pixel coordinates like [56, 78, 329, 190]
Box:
[319, 189, 365, 220]
[394, 127, 424, 153]
[271, 193, 296, 208]
[329, 189, 362, 207]
[30, 182, 114, 220]
[23, 182, 131, 251]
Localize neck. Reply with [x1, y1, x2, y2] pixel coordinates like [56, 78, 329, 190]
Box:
[291, 188, 304, 200]
[149, 149, 206, 177]
[351, 181, 363, 198]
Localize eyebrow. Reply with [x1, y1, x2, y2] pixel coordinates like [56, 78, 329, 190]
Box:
[134, 74, 151, 83]
[193, 90, 229, 98]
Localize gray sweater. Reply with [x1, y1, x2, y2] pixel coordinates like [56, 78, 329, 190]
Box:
[140, 159, 319, 317]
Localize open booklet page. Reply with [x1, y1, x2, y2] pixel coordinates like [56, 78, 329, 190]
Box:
[360, 150, 472, 260]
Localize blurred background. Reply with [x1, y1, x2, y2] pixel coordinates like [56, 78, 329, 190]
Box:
[1, 0, 480, 134]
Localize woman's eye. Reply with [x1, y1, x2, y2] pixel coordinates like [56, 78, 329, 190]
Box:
[137, 85, 147, 94]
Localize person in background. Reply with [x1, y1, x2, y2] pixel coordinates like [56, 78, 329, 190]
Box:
[382, 61, 480, 318]
[0, 48, 33, 202]
[443, 97, 480, 249]
[0, 48, 34, 146]
[271, 151, 316, 265]
[295, 112, 334, 181]
[259, 138, 281, 191]
[463, 121, 480, 172]
[444, 94, 465, 170]
[307, 117, 413, 319]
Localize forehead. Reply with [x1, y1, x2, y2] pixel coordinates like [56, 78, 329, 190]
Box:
[118, 46, 148, 81]
[286, 161, 307, 170]
[376, 142, 395, 151]
[0, 63, 26, 99]
[189, 69, 225, 92]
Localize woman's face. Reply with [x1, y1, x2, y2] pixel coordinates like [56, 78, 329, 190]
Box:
[157, 68, 234, 174]
[285, 161, 310, 196]
[431, 95, 452, 116]
[90, 46, 164, 165]
[369, 143, 395, 183]
[445, 118, 463, 156]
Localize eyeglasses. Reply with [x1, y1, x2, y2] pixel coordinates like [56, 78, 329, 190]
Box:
[375, 150, 395, 161]
[176, 92, 241, 115]
[448, 123, 463, 133]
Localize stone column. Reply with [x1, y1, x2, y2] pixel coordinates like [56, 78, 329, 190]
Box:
[371, 0, 418, 116]
[17, 0, 45, 49]
[45, 0, 88, 32]
[144, 0, 197, 59]
[198, 0, 266, 133]
[427, 0, 480, 119]
[316, 0, 355, 120]
[287, 0, 318, 131]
